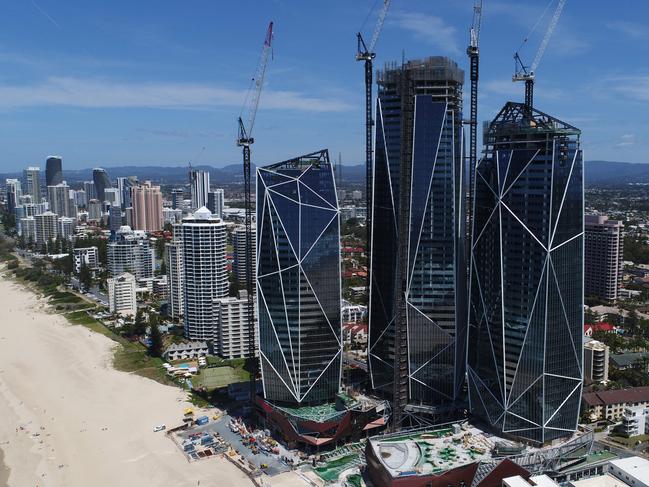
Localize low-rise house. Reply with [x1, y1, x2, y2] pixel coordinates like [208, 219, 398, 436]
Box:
[163, 341, 209, 361]
[582, 387, 649, 421]
[611, 352, 649, 372]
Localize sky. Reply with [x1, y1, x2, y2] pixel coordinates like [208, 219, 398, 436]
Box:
[0, 0, 648, 171]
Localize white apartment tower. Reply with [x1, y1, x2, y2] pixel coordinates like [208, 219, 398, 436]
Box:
[189, 169, 210, 210]
[585, 214, 624, 301]
[165, 225, 184, 320]
[107, 273, 137, 316]
[214, 290, 258, 359]
[107, 225, 154, 279]
[34, 211, 59, 248]
[182, 207, 228, 341]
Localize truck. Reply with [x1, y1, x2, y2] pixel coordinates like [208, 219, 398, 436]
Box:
[195, 416, 209, 426]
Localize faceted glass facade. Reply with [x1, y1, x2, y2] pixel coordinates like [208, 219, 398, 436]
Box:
[368, 57, 466, 407]
[468, 102, 583, 444]
[256, 150, 341, 405]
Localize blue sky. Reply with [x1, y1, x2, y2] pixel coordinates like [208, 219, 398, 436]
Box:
[0, 0, 648, 171]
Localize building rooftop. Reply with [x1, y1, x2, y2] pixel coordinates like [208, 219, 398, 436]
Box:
[610, 457, 649, 485]
[582, 387, 649, 407]
[611, 352, 649, 369]
[570, 474, 629, 487]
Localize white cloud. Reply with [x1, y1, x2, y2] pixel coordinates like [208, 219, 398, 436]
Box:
[606, 21, 649, 40]
[617, 133, 636, 147]
[603, 75, 649, 102]
[0, 77, 354, 112]
[390, 12, 461, 55]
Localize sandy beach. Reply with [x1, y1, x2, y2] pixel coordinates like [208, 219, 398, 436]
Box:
[0, 273, 254, 487]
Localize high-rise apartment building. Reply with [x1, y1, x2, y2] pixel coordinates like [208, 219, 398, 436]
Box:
[108, 225, 154, 279]
[107, 273, 137, 316]
[20, 216, 36, 243]
[34, 211, 59, 248]
[58, 217, 76, 240]
[23, 167, 41, 201]
[189, 169, 210, 209]
[182, 207, 228, 341]
[5, 179, 22, 212]
[207, 188, 224, 219]
[368, 57, 467, 410]
[232, 225, 256, 288]
[468, 102, 584, 445]
[109, 206, 123, 234]
[83, 181, 97, 200]
[87, 199, 102, 221]
[171, 188, 184, 210]
[92, 168, 112, 202]
[104, 188, 121, 208]
[47, 183, 75, 218]
[165, 227, 184, 320]
[75, 189, 87, 208]
[45, 156, 63, 186]
[131, 181, 163, 232]
[584, 339, 609, 384]
[585, 214, 624, 301]
[73, 246, 99, 273]
[257, 150, 341, 405]
[214, 290, 257, 360]
[117, 176, 137, 210]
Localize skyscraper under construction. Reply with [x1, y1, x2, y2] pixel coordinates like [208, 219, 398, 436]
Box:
[368, 57, 466, 417]
[467, 102, 584, 444]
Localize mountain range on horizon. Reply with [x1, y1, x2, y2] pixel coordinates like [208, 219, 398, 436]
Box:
[1, 160, 647, 187]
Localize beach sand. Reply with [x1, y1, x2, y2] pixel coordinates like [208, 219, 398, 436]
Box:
[0, 274, 254, 487]
[0, 448, 9, 487]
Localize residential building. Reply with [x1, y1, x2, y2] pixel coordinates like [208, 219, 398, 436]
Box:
[610, 352, 649, 372]
[257, 150, 341, 405]
[103, 187, 121, 208]
[584, 339, 609, 383]
[20, 216, 36, 243]
[47, 183, 75, 218]
[163, 207, 183, 224]
[5, 179, 22, 212]
[23, 166, 41, 201]
[189, 169, 210, 209]
[107, 225, 154, 279]
[582, 387, 649, 421]
[163, 341, 209, 361]
[468, 103, 584, 444]
[131, 181, 163, 231]
[171, 188, 184, 209]
[92, 167, 112, 202]
[585, 215, 624, 301]
[73, 246, 98, 273]
[58, 217, 76, 240]
[207, 188, 224, 219]
[232, 225, 255, 287]
[107, 273, 137, 316]
[87, 199, 102, 221]
[181, 207, 228, 341]
[116, 176, 137, 210]
[214, 290, 257, 359]
[34, 211, 59, 248]
[83, 180, 96, 200]
[620, 406, 649, 438]
[165, 229, 184, 319]
[341, 300, 367, 323]
[109, 205, 123, 233]
[45, 156, 62, 186]
[369, 57, 467, 408]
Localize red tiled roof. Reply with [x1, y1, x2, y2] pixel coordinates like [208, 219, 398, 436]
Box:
[582, 386, 649, 407]
[584, 322, 615, 332]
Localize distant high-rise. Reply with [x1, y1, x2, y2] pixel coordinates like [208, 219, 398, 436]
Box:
[58, 216, 76, 240]
[585, 215, 624, 302]
[87, 199, 102, 221]
[104, 188, 121, 208]
[83, 181, 97, 200]
[92, 168, 112, 202]
[34, 211, 59, 249]
[5, 179, 22, 213]
[207, 188, 224, 219]
[45, 156, 63, 186]
[75, 189, 87, 208]
[20, 216, 36, 243]
[171, 188, 184, 210]
[368, 57, 467, 410]
[257, 150, 341, 405]
[468, 102, 584, 445]
[181, 207, 228, 341]
[23, 167, 41, 201]
[131, 181, 163, 232]
[189, 169, 210, 209]
[117, 176, 137, 210]
[166, 226, 184, 320]
[232, 225, 255, 287]
[108, 225, 154, 280]
[47, 183, 75, 218]
[109, 206, 123, 234]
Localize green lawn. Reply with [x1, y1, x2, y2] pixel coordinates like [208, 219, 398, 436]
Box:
[195, 366, 249, 390]
[610, 434, 649, 446]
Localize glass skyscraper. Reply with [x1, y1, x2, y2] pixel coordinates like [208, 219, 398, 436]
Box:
[92, 167, 112, 202]
[467, 102, 584, 444]
[256, 150, 341, 405]
[368, 57, 467, 409]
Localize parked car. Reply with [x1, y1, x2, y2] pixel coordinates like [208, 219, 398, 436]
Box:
[153, 424, 166, 432]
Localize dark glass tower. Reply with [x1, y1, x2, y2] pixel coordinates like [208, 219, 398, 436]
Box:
[256, 150, 341, 405]
[92, 167, 112, 202]
[368, 57, 466, 410]
[45, 156, 63, 187]
[467, 102, 584, 445]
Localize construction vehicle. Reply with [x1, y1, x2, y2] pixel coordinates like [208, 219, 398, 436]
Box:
[237, 21, 274, 415]
[513, 0, 567, 109]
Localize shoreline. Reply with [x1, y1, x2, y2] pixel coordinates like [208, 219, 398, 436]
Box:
[0, 268, 254, 486]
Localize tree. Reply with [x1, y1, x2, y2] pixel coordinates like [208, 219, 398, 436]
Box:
[133, 310, 147, 336]
[626, 309, 640, 336]
[149, 315, 163, 358]
[79, 263, 93, 291]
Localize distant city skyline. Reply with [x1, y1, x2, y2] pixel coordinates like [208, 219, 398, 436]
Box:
[0, 0, 648, 170]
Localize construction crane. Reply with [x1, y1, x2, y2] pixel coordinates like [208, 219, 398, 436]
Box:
[237, 21, 274, 411]
[513, 0, 566, 109]
[466, 0, 482, 245]
[356, 0, 391, 273]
